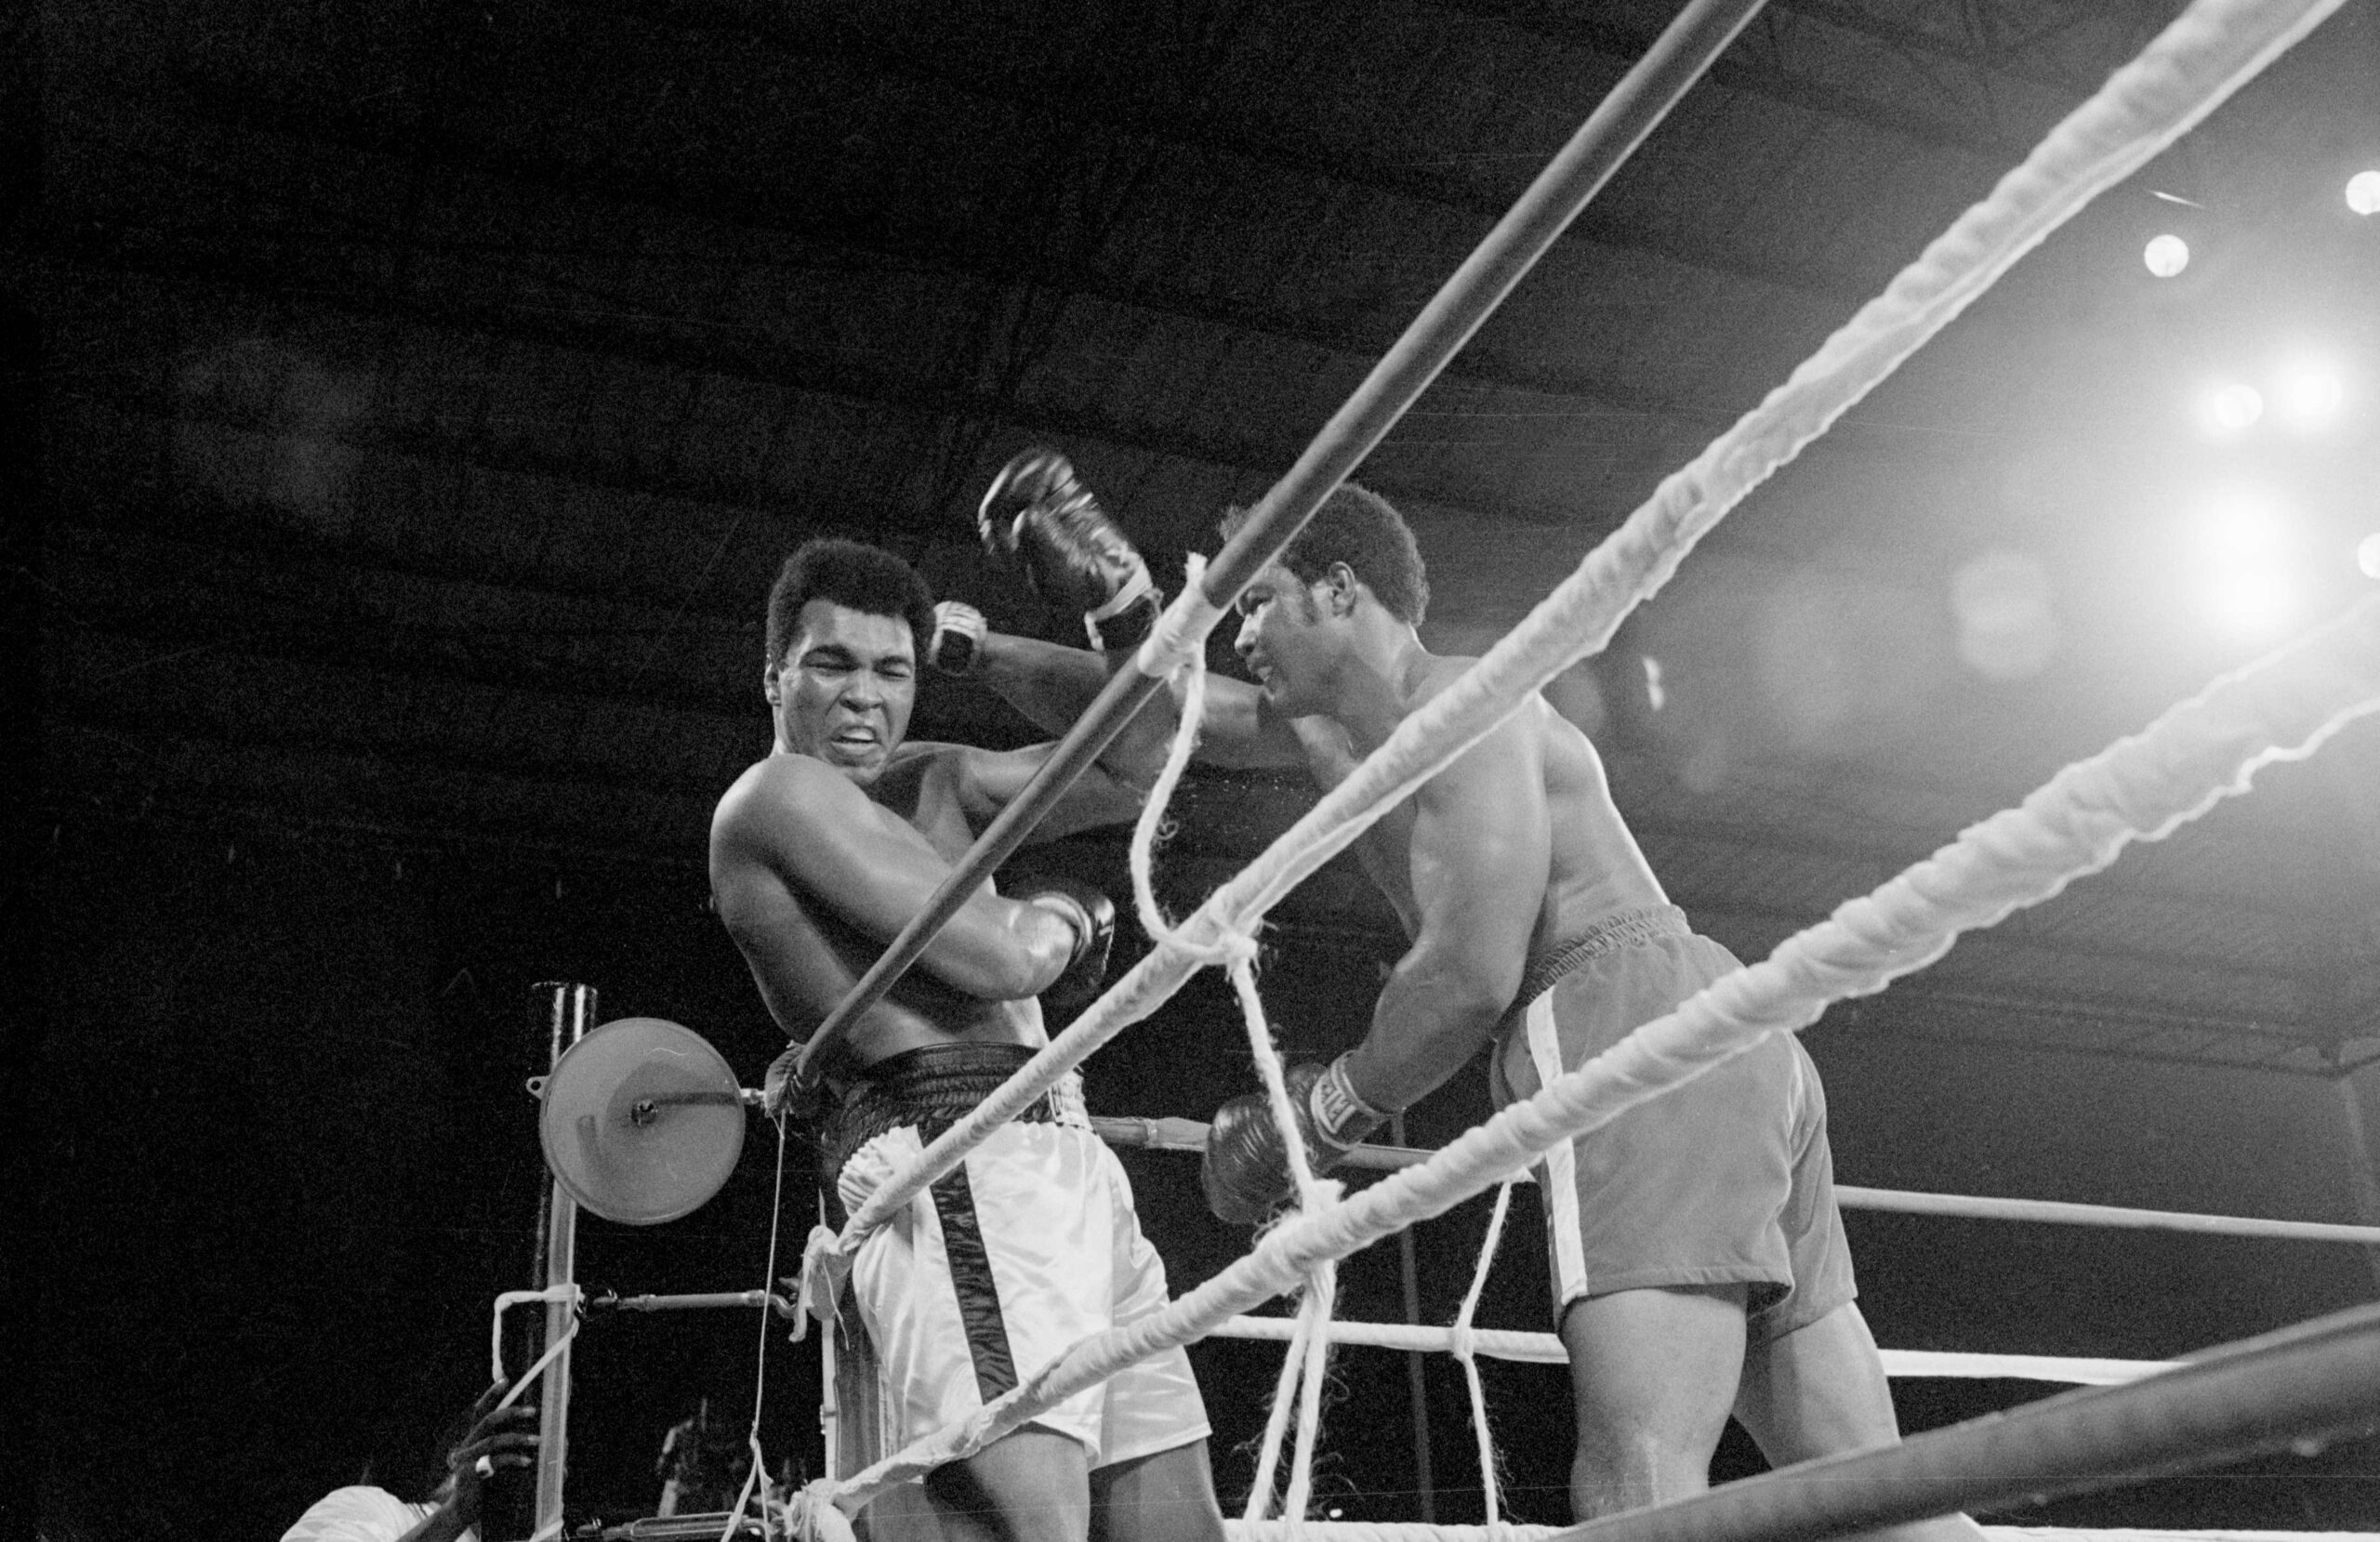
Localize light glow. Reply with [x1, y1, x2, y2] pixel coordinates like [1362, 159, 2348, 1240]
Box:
[2143, 232, 2189, 277]
[2206, 382, 2265, 432]
[2359, 534, 2380, 580]
[2191, 492, 2299, 639]
[2349, 170, 2380, 217]
[2194, 492, 2286, 566]
[2272, 360, 2345, 429]
[2203, 569, 2295, 638]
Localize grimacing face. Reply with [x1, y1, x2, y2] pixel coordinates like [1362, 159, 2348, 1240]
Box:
[767, 599, 917, 784]
[1231, 560, 1332, 716]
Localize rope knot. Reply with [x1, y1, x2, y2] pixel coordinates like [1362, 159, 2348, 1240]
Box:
[792, 1479, 859, 1542]
[1133, 552, 1224, 684]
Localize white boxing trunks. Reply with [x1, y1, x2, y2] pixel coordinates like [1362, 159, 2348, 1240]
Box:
[824, 1044, 1210, 1475]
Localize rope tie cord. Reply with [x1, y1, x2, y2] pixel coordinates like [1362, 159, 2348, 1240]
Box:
[1452, 1182, 1519, 1536]
[490, 1285, 582, 1408]
[811, 0, 2362, 1511]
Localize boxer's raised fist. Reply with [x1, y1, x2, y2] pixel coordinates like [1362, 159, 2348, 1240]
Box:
[977, 449, 1159, 652]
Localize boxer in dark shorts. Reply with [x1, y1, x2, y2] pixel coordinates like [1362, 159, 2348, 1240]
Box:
[1487, 905, 1856, 1343]
[947, 458, 1986, 1542]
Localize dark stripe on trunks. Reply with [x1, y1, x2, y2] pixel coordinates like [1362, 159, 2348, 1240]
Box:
[930, 1164, 1018, 1399]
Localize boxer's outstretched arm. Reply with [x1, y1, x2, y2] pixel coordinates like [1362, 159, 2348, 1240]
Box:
[711, 753, 1075, 1002]
[972, 628, 1308, 771]
[1338, 712, 1548, 1112]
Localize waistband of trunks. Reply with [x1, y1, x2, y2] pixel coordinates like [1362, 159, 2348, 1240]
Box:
[1514, 903, 1691, 1004]
[821, 1042, 1076, 1182]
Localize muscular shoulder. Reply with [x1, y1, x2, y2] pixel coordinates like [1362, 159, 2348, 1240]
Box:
[712, 753, 866, 858]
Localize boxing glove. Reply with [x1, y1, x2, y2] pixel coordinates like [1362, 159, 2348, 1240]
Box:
[926, 600, 987, 677]
[1012, 874, 1117, 1012]
[1199, 1056, 1390, 1225]
[977, 449, 1159, 652]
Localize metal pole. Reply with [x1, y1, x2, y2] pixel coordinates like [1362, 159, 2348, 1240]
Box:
[791, 0, 1770, 1084]
[1391, 1114, 1436, 1522]
[529, 982, 598, 1540]
[2332, 1070, 2380, 1294]
[1549, 1299, 2380, 1542]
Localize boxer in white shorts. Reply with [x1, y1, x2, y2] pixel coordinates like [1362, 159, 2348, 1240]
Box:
[711, 537, 1224, 1542]
[825, 1046, 1209, 1485]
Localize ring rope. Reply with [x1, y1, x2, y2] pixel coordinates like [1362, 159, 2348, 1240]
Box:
[1450, 1181, 1519, 1538]
[1115, 560, 1348, 1533]
[811, 0, 2364, 1514]
[1088, 1120, 2380, 1246]
[1207, 1315, 2181, 1387]
[818, 595, 2380, 1512]
[828, 0, 2353, 1259]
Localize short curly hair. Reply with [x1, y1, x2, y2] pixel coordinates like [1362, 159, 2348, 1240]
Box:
[1218, 482, 1429, 625]
[763, 539, 935, 667]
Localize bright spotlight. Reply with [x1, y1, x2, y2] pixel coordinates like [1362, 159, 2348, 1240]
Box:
[2349, 170, 2380, 217]
[2204, 569, 2295, 638]
[2359, 534, 2380, 579]
[2143, 232, 2189, 277]
[2273, 361, 2345, 429]
[2205, 382, 2265, 432]
[2195, 493, 2286, 565]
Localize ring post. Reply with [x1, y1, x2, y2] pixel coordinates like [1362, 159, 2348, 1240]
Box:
[529, 982, 598, 1539]
[791, 0, 1772, 1084]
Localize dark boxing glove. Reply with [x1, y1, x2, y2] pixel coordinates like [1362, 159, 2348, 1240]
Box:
[1012, 874, 1117, 1013]
[977, 449, 1159, 652]
[1199, 1055, 1391, 1225]
[926, 600, 987, 677]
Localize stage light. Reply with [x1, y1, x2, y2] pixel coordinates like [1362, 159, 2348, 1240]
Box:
[2143, 233, 2189, 277]
[2204, 381, 2265, 432]
[2192, 492, 2299, 639]
[2349, 170, 2380, 217]
[1642, 655, 1667, 712]
[2359, 534, 2380, 580]
[2195, 491, 2285, 565]
[2203, 569, 2295, 638]
[2273, 360, 2345, 429]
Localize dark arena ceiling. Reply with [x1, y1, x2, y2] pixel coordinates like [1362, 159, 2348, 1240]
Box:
[18, 0, 2380, 1069]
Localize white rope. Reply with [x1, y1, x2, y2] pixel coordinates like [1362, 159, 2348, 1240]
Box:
[1125, 554, 1343, 1531]
[1209, 1316, 2181, 1387]
[489, 1285, 581, 1407]
[716, 1115, 796, 1542]
[1090, 1123, 2380, 1245]
[1451, 1183, 1517, 1536]
[808, 0, 2360, 1509]
[1832, 1188, 2380, 1245]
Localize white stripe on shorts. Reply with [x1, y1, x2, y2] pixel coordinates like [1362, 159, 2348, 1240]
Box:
[1526, 990, 1588, 1302]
